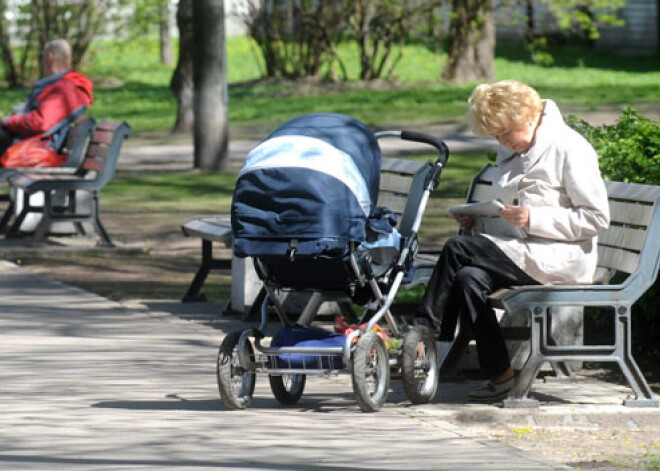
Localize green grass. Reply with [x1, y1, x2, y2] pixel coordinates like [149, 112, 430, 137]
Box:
[2, 37, 660, 134]
[103, 171, 237, 213]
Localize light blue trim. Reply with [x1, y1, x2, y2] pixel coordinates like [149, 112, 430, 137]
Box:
[241, 135, 372, 216]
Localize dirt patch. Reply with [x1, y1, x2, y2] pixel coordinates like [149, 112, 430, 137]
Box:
[0, 211, 232, 302]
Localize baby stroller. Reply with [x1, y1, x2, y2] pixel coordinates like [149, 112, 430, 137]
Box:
[218, 113, 449, 412]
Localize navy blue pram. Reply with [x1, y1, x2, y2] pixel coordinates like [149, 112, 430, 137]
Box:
[218, 113, 449, 412]
[232, 113, 392, 291]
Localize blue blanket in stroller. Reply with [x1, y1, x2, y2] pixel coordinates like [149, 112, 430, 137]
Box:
[270, 325, 345, 370]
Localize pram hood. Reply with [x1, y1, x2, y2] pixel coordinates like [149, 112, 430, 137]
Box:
[232, 113, 381, 257]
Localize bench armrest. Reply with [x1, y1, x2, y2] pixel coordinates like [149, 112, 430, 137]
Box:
[491, 282, 628, 312]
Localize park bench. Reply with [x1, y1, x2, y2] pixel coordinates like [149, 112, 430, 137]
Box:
[440, 163, 660, 408]
[181, 153, 435, 319]
[2, 120, 131, 246]
[0, 115, 97, 233]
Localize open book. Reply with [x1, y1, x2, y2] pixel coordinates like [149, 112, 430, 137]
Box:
[448, 199, 527, 239]
[447, 199, 505, 218]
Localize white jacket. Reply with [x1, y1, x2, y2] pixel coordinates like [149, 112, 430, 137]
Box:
[478, 99, 610, 284]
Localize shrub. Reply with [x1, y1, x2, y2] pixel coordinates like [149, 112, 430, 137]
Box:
[568, 109, 660, 367]
[566, 108, 660, 185]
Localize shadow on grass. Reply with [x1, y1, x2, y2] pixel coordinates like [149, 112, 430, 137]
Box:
[496, 41, 660, 73]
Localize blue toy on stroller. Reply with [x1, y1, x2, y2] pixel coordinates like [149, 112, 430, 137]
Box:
[217, 113, 449, 412]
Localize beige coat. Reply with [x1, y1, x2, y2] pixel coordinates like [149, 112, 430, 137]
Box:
[478, 99, 610, 284]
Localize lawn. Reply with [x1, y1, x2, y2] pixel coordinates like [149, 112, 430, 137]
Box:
[2, 37, 659, 134]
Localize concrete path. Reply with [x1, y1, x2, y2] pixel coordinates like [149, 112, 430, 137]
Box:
[119, 123, 498, 172]
[0, 261, 570, 470]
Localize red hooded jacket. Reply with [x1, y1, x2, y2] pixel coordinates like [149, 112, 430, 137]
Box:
[5, 71, 94, 138]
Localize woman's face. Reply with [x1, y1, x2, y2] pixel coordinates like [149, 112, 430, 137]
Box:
[493, 115, 539, 154]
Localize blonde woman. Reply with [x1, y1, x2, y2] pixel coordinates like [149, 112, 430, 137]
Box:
[417, 80, 610, 402]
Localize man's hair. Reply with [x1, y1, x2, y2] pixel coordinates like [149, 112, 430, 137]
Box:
[43, 39, 72, 68]
[467, 80, 543, 137]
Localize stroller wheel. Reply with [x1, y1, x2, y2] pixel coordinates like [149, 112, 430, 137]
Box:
[269, 374, 306, 405]
[401, 326, 439, 404]
[351, 332, 390, 412]
[217, 332, 256, 410]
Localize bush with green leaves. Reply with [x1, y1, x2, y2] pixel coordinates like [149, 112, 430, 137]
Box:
[566, 108, 660, 185]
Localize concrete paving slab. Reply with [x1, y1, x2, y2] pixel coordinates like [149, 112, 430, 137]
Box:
[0, 261, 571, 470]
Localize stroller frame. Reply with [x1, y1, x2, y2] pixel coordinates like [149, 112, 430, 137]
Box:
[217, 130, 449, 412]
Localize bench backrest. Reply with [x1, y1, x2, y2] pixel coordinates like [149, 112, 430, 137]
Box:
[59, 116, 96, 168]
[378, 157, 430, 238]
[467, 163, 660, 291]
[79, 120, 131, 186]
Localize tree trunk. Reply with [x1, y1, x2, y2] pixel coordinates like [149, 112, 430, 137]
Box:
[192, 0, 229, 172]
[170, 0, 194, 134]
[159, 0, 174, 67]
[0, 0, 20, 86]
[441, 0, 495, 83]
[525, 0, 535, 44]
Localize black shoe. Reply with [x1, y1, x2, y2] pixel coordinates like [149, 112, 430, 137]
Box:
[468, 376, 516, 403]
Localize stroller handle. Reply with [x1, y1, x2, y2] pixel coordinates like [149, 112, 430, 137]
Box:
[376, 130, 449, 166]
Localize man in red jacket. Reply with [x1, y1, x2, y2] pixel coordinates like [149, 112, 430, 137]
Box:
[0, 38, 94, 156]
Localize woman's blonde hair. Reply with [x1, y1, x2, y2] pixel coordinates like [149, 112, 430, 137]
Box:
[467, 80, 543, 136]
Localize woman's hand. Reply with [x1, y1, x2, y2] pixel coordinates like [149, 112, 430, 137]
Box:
[500, 204, 529, 228]
[453, 213, 474, 232]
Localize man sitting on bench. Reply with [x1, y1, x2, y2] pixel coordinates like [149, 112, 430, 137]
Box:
[0, 38, 94, 163]
[415, 80, 610, 403]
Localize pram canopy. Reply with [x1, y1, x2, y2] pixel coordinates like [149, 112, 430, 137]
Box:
[232, 113, 382, 258]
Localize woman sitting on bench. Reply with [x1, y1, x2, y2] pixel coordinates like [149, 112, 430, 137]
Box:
[416, 79, 610, 402]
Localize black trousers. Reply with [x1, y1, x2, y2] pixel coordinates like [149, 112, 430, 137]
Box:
[418, 234, 540, 378]
[0, 126, 15, 156]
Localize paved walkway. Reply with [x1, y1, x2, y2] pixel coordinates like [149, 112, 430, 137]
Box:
[120, 123, 499, 172]
[0, 261, 567, 471]
[3, 260, 660, 470]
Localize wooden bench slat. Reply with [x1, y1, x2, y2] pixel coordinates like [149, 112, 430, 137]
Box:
[83, 157, 106, 172]
[377, 193, 407, 215]
[86, 143, 110, 159]
[379, 173, 416, 195]
[606, 180, 660, 203]
[182, 219, 233, 245]
[597, 245, 640, 274]
[608, 200, 654, 226]
[381, 157, 425, 175]
[91, 129, 115, 145]
[96, 120, 122, 132]
[599, 225, 647, 252]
